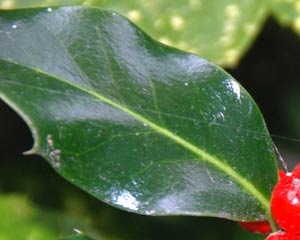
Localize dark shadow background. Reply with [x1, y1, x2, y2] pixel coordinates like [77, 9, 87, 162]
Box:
[1, 17, 300, 239]
[229, 18, 300, 170]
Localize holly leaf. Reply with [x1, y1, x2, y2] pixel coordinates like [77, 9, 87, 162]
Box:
[0, 7, 278, 221]
[0, 0, 269, 67]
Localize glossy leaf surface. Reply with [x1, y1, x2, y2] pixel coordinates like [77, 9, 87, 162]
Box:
[0, 0, 269, 67]
[0, 7, 278, 221]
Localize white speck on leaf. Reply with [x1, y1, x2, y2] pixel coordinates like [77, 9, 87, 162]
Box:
[229, 80, 241, 100]
[73, 228, 82, 234]
[170, 15, 185, 31]
[46, 134, 62, 169]
[189, 0, 201, 8]
[145, 210, 156, 215]
[293, 17, 300, 32]
[225, 4, 240, 18]
[1, 0, 14, 9]
[295, 1, 300, 12]
[127, 9, 142, 22]
[159, 37, 172, 45]
[112, 190, 139, 211]
[225, 49, 239, 66]
[216, 112, 225, 122]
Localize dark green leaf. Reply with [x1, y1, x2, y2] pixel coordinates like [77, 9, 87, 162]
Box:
[0, 7, 278, 221]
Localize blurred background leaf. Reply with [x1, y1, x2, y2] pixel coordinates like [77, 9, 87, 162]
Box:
[0, 0, 101, 8]
[89, 0, 269, 68]
[0, 0, 269, 67]
[271, 0, 300, 33]
[0, 194, 100, 240]
[2, 0, 300, 68]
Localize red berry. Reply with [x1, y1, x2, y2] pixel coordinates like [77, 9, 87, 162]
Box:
[293, 163, 300, 178]
[278, 169, 286, 180]
[271, 164, 300, 234]
[238, 221, 271, 234]
[265, 232, 300, 240]
[237, 169, 285, 234]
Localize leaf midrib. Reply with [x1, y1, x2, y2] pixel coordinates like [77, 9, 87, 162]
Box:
[1, 58, 271, 217]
